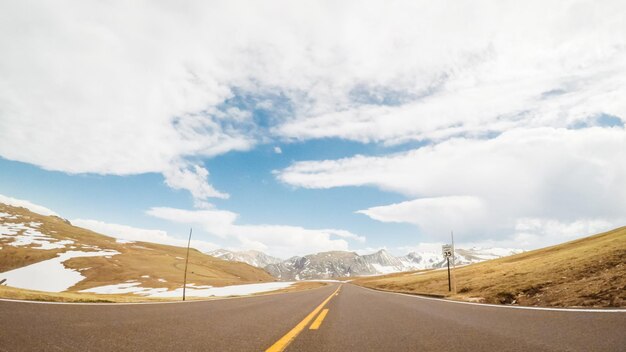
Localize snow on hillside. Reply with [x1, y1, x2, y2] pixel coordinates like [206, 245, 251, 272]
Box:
[0, 220, 74, 250]
[1, 250, 120, 292]
[81, 281, 295, 297]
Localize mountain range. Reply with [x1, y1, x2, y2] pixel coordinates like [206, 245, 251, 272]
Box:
[209, 247, 522, 280]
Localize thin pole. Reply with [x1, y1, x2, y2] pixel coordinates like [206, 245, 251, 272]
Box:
[446, 257, 451, 292]
[182, 228, 193, 301]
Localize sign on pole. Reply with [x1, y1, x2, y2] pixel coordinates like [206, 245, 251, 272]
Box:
[442, 244, 453, 292]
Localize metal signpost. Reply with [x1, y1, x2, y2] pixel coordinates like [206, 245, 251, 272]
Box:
[442, 244, 453, 292]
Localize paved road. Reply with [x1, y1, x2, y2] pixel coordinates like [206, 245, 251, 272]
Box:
[288, 284, 626, 352]
[1, 283, 624, 351]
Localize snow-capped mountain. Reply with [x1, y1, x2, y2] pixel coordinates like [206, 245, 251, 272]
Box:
[207, 249, 282, 268]
[265, 250, 386, 280]
[361, 249, 406, 274]
[212, 247, 523, 280]
[398, 251, 446, 270]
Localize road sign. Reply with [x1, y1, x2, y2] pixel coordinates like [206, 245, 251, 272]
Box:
[442, 244, 454, 292]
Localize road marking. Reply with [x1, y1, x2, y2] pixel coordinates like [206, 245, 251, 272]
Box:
[266, 285, 341, 352]
[358, 285, 626, 313]
[309, 309, 329, 330]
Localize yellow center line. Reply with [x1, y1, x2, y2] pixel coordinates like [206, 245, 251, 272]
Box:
[309, 308, 329, 330]
[265, 285, 341, 352]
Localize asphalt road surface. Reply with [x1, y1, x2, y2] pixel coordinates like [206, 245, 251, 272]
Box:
[1, 283, 624, 351]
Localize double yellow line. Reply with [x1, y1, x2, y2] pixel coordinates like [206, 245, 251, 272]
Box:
[265, 285, 341, 352]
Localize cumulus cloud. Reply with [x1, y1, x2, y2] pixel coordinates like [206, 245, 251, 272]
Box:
[0, 194, 59, 217]
[508, 217, 618, 249]
[163, 162, 229, 201]
[71, 219, 218, 252]
[2, 1, 624, 185]
[357, 196, 489, 237]
[146, 206, 365, 257]
[280, 127, 626, 247]
[274, 1, 626, 144]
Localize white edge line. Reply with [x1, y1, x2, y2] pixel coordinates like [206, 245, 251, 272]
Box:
[0, 282, 335, 306]
[356, 285, 626, 313]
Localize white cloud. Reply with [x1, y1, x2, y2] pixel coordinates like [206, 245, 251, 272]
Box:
[279, 127, 626, 247]
[273, 146, 282, 154]
[71, 219, 219, 253]
[0, 194, 58, 217]
[445, 217, 622, 250]
[275, 1, 626, 144]
[357, 196, 489, 237]
[396, 243, 445, 254]
[1, 1, 625, 200]
[509, 217, 618, 249]
[146, 206, 365, 257]
[163, 162, 229, 201]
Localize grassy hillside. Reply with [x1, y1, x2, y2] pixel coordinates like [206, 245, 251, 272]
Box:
[0, 203, 275, 297]
[353, 226, 626, 307]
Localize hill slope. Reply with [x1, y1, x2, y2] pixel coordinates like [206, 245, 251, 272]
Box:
[0, 204, 275, 299]
[353, 226, 626, 307]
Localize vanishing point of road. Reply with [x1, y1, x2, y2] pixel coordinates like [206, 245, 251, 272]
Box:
[1, 283, 624, 351]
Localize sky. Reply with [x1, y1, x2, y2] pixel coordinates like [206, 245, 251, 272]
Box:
[1, 0, 625, 258]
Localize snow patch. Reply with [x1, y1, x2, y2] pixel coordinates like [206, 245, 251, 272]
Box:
[0, 222, 74, 250]
[0, 250, 120, 292]
[81, 281, 295, 298]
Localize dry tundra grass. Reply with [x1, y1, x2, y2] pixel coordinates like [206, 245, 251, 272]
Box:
[353, 226, 626, 307]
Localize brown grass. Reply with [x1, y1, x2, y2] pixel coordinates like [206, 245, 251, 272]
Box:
[353, 226, 626, 307]
[0, 285, 167, 303]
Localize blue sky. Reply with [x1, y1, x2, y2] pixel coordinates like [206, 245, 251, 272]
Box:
[1, 1, 625, 257]
[0, 139, 422, 255]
